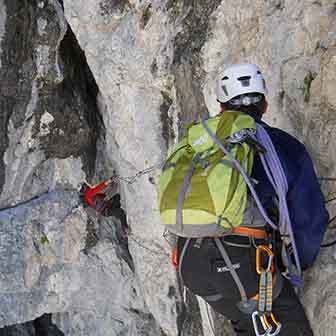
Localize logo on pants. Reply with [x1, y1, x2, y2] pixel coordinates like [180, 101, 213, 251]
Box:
[216, 262, 240, 273]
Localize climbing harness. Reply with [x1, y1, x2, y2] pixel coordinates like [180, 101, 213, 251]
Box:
[176, 232, 283, 336]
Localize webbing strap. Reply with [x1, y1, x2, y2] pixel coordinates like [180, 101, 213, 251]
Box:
[265, 271, 273, 312]
[258, 271, 267, 312]
[214, 238, 248, 303]
[176, 154, 201, 232]
[258, 271, 273, 313]
[202, 293, 224, 302]
[178, 238, 191, 286]
[220, 159, 235, 168]
[272, 270, 283, 300]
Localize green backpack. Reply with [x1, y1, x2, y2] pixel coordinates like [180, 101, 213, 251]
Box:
[158, 111, 258, 237]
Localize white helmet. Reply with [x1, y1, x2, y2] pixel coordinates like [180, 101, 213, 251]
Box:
[216, 63, 267, 103]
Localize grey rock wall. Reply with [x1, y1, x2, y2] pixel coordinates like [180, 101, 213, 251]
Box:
[1, 0, 336, 335]
[0, 0, 99, 207]
[0, 314, 63, 336]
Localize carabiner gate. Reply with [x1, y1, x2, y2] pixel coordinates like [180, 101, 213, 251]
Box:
[256, 245, 275, 274]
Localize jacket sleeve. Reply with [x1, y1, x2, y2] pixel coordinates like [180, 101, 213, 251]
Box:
[287, 150, 329, 270]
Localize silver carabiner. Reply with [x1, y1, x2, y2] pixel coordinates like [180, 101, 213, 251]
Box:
[268, 324, 282, 336]
[252, 311, 272, 336]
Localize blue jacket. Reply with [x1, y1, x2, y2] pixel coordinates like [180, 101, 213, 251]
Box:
[251, 121, 329, 270]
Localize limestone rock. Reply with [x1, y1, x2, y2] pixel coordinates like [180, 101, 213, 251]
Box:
[1, 0, 336, 335]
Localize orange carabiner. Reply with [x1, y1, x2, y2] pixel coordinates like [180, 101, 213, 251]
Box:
[263, 313, 282, 336]
[256, 245, 275, 274]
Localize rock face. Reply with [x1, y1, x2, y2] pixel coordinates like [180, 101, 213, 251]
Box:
[0, 0, 336, 335]
[0, 314, 64, 336]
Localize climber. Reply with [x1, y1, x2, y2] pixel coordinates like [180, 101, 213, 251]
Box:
[159, 63, 329, 335]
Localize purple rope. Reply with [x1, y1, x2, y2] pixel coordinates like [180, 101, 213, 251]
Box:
[255, 124, 302, 275]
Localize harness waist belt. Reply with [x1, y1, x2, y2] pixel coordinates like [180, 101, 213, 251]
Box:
[232, 227, 267, 240]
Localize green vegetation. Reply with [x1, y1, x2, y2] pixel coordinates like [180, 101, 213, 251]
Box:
[40, 234, 49, 245]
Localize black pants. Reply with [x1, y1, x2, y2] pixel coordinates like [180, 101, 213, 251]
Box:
[177, 237, 313, 335]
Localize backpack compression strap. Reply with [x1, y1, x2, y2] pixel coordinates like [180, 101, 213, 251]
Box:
[176, 153, 201, 233]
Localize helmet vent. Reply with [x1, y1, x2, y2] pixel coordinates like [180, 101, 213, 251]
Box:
[222, 76, 229, 80]
[221, 85, 228, 96]
[237, 76, 251, 87]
